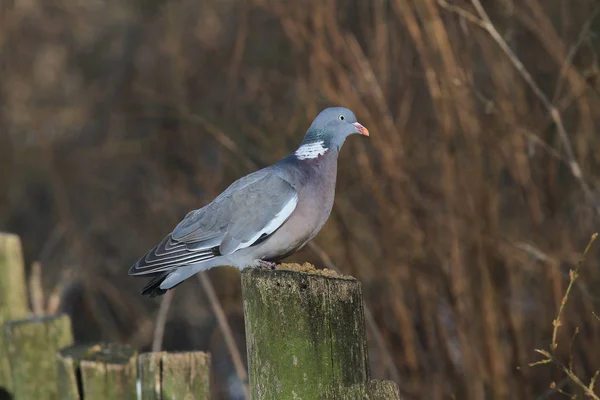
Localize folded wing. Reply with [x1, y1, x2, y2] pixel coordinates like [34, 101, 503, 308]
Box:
[129, 172, 298, 275]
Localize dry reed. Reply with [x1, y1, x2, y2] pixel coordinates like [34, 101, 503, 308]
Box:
[1, 0, 600, 398]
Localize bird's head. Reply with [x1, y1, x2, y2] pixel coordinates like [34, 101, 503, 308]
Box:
[296, 107, 369, 160]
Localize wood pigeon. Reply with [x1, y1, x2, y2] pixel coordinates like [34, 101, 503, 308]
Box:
[129, 107, 369, 297]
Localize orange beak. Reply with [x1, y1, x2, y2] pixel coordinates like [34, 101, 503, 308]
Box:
[352, 122, 369, 137]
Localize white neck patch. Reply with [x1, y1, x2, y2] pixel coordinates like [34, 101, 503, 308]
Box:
[295, 141, 328, 160]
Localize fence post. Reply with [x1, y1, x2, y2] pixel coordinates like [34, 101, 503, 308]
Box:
[139, 351, 211, 399]
[0, 233, 30, 394]
[241, 264, 401, 399]
[4, 314, 74, 400]
[74, 343, 138, 400]
[57, 343, 104, 400]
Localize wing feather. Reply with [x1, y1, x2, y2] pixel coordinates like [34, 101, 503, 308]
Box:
[129, 171, 298, 276]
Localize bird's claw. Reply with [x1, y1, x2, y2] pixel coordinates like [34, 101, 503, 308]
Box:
[257, 260, 277, 270]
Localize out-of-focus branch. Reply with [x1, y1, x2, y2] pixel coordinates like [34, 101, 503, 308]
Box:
[197, 272, 250, 400]
[29, 261, 45, 315]
[529, 233, 599, 399]
[152, 290, 174, 352]
[438, 0, 600, 216]
[550, 233, 597, 353]
[552, 5, 600, 104]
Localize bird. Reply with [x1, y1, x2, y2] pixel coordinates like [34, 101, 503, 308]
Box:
[129, 107, 369, 297]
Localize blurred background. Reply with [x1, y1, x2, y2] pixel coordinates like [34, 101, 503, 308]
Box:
[2, 0, 600, 398]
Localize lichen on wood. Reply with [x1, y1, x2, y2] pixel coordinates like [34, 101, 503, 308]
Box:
[275, 262, 344, 278]
[241, 265, 370, 399]
[4, 313, 73, 400]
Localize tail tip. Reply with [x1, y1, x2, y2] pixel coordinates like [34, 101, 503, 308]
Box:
[140, 272, 170, 297]
[143, 286, 169, 297]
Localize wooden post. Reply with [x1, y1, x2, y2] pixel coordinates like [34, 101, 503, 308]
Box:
[4, 314, 73, 400]
[75, 343, 138, 400]
[139, 351, 211, 399]
[0, 233, 30, 394]
[242, 263, 400, 399]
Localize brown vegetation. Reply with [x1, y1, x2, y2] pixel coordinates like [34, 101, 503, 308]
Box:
[2, 0, 600, 398]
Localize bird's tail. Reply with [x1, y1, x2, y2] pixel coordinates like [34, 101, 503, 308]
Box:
[141, 272, 170, 297]
[140, 264, 205, 297]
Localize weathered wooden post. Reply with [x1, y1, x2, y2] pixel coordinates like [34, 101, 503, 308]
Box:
[241, 263, 401, 400]
[0, 233, 30, 394]
[57, 344, 103, 400]
[57, 343, 137, 400]
[138, 351, 211, 399]
[4, 314, 74, 400]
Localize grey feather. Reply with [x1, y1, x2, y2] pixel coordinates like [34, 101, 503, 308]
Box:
[129, 171, 298, 276]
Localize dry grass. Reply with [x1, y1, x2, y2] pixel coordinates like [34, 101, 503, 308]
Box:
[2, 0, 600, 398]
[530, 232, 599, 399]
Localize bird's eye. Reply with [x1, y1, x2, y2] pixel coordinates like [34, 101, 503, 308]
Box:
[338, 115, 345, 121]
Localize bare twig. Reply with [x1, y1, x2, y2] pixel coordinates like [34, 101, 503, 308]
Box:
[29, 261, 45, 315]
[550, 233, 597, 353]
[535, 377, 569, 399]
[552, 5, 600, 104]
[568, 327, 579, 372]
[46, 291, 62, 315]
[470, 0, 596, 210]
[152, 290, 174, 352]
[45, 268, 74, 315]
[437, 0, 486, 29]
[533, 349, 600, 400]
[439, 0, 600, 216]
[529, 232, 599, 399]
[513, 241, 559, 266]
[197, 272, 250, 400]
[517, 128, 570, 165]
[591, 370, 600, 393]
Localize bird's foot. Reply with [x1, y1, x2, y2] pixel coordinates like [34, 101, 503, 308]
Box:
[257, 260, 277, 270]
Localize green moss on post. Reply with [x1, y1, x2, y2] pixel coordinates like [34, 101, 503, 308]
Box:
[4, 314, 73, 400]
[139, 351, 211, 400]
[79, 343, 137, 400]
[0, 233, 30, 394]
[241, 266, 370, 399]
